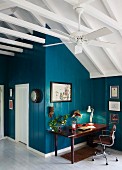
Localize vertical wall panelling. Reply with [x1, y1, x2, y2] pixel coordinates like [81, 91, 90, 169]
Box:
[45, 35, 91, 153]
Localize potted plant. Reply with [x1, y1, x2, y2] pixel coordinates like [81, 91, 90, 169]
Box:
[49, 114, 69, 132]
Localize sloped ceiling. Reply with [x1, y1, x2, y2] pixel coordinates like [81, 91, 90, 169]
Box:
[0, 0, 122, 78]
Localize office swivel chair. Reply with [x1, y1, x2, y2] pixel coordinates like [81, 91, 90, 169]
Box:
[92, 125, 118, 165]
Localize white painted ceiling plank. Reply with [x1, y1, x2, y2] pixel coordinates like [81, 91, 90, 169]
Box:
[81, 13, 122, 73]
[81, 4, 122, 31]
[0, 37, 33, 49]
[0, 27, 45, 44]
[9, 0, 92, 33]
[13, 11, 33, 34]
[102, 0, 122, 38]
[43, 0, 104, 75]
[0, 44, 23, 53]
[0, 49, 14, 56]
[0, 12, 69, 41]
[30, 12, 46, 27]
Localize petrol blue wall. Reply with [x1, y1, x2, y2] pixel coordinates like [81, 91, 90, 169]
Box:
[91, 77, 122, 150]
[45, 35, 91, 153]
[7, 33, 46, 153]
[0, 55, 8, 136]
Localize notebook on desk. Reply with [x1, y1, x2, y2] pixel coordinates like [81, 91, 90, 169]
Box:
[77, 125, 96, 131]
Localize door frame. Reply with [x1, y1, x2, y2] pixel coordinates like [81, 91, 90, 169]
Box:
[0, 85, 4, 139]
[15, 84, 29, 147]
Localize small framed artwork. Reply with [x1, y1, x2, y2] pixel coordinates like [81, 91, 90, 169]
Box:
[10, 89, 13, 97]
[109, 101, 120, 111]
[110, 113, 119, 124]
[110, 86, 119, 99]
[50, 82, 72, 102]
[9, 100, 13, 110]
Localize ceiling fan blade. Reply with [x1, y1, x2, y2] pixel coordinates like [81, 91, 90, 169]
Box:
[52, 29, 72, 38]
[75, 44, 83, 54]
[85, 27, 113, 41]
[87, 40, 116, 48]
[43, 42, 73, 47]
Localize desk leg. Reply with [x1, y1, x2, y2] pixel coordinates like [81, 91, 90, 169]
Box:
[71, 137, 74, 164]
[54, 134, 57, 156]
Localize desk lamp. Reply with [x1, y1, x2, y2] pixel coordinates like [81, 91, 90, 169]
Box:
[87, 106, 94, 125]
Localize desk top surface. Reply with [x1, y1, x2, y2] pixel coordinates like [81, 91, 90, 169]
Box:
[48, 124, 107, 138]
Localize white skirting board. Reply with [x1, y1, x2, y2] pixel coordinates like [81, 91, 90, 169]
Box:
[5, 137, 87, 158]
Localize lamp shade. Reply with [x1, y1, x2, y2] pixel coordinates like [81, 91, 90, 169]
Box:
[87, 106, 91, 112]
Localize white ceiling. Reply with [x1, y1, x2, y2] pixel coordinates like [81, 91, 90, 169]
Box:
[0, 0, 122, 78]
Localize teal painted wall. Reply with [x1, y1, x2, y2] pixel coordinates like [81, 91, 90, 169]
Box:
[7, 33, 46, 153]
[91, 77, 122, 150]
[45, 35, 91, 153]
[0, 55, 8, 136]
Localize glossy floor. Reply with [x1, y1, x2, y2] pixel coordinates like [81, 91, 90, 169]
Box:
[0, 139, 122, 170]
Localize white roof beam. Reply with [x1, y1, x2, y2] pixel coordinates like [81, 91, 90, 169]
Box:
[0, 12, 69, 41]
[0, 27, 45, 44]
[13, 11, 33, 34]
[9, 0, 91, 33]
[101, 0, 122, 37]
[81, 14, 122, 73]
[0, 44, 23, 53]
[0, 2, 16, 11]
[0, 37, 33, 49]
[80, 4, 122, 31]
[31, 12, 46, 27]
[0, 49, 14, 56]
[43, 0, 103, 75]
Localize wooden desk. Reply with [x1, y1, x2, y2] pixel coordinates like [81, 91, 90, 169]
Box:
[48, 124, 107, 164]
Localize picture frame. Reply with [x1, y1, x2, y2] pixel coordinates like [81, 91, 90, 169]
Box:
[110, 113, 119, 124]
[50, 82, 72, 102]
[9, 100, 13, 110]
[109, 101, 120, 111]
[110, 86, 119, 99]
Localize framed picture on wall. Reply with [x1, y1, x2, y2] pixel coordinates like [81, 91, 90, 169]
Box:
[109, 101, 120, 111]
[110, 86, 119, 99]
[9, 100, 13, 110]
[50, 82, 72, 102]
[110, 113, 119, 124]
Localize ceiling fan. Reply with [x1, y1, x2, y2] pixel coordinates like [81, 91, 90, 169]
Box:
[43, 1, 115, 54]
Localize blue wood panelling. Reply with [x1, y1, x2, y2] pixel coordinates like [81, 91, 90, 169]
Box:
[91, 76, 122, 151]
[7, 32, 46, 153]
[45, 35, 91, 153]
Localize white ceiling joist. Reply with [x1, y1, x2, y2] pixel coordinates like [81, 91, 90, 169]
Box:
[9, 0, 92, 33]
[0, 2, 16, 11]
[81, 14, 122, 73]
[0, 37, 33, 49]
[0, 12, 69, 41]
[0, 44, 23, 53]
[0, 49, 14, 56]
[2, 13, 66, 39]
[42, 0, 103, 75]
[80, 4, 122, 31]
[0, 27, 45, 44]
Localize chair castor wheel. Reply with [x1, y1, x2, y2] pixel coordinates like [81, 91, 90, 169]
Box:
[92, 158, 94, 161]
[106, 163, 108, 165]
[116, 158, 118, 161]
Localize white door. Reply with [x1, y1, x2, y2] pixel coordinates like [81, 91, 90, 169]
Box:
[0, 85, 4, 140]
[15, 84, 29, 145]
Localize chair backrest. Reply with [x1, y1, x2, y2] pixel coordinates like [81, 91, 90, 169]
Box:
[110, 124, 116, 145]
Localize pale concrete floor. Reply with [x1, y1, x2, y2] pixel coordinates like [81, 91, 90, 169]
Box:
[0, 139, 122, 170]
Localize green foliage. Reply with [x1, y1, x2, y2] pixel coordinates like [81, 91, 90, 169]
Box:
[49, 114, 69, 130]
